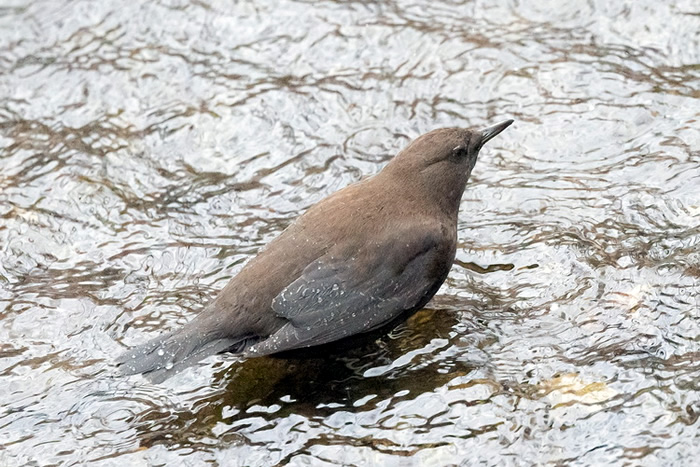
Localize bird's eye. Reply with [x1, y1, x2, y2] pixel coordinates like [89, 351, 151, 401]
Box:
[452, 145, 465, 157]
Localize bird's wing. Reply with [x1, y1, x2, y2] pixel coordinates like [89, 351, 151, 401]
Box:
[244, 226, 449, 356]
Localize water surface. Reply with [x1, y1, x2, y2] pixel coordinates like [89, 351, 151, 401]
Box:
[1, 0, 699, 465]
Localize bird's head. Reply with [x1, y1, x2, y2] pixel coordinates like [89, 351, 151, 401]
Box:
[384, 119, 514, 216]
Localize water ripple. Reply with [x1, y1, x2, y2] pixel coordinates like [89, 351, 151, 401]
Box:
[1, 0, 698, 465]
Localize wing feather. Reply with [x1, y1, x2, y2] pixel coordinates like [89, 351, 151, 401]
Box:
[245, 227, 448, 356]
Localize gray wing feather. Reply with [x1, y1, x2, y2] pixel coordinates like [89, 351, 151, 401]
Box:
[245, 230, 443, 356]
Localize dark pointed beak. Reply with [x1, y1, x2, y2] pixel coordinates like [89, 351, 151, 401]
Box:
[479, 119, 514, 145]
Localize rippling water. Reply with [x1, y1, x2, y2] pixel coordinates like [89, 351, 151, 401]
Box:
[1, 0, 699, 465]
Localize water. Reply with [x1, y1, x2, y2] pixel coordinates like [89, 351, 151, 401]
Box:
[1, 0, 699, 465]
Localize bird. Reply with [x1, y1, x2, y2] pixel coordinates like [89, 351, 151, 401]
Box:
[117, 120, 514, 382]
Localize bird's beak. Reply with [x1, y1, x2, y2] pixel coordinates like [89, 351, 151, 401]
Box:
[479, 119, 514, 145]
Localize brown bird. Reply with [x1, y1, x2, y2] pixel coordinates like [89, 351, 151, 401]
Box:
[117, 120, 514, 382]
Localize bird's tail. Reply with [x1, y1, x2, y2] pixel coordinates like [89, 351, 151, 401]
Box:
[116, 324, 253, 383]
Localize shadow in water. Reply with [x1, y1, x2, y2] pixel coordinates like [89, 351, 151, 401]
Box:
[132, 308, 470, 448]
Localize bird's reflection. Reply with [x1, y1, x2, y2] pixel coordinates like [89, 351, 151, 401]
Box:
[133, 307, 470, 448]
